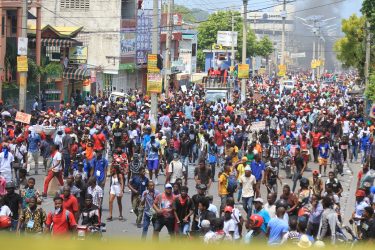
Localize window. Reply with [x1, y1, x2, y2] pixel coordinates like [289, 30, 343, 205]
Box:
[121, 0, 135, 19]
[192, 43, 196, 57]
[60, 0, 90, 11]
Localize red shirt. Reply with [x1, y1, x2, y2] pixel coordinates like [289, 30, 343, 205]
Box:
[61, 194, 79, 214]
[93, 133, 106, 151]
[46, 208, 77, 235]
[214, 130, 225, 147]
[310, 132, 321, 148]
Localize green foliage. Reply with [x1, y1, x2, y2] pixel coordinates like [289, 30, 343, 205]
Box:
[28, 58, 41, 84]
[361, 0, 375, 32]
[174, 5, 197, 23]
[41, 62, 63, 79]
[334, 14, 366, 74]
[365, 74, 375, 101]
[196, 11, 273, 69]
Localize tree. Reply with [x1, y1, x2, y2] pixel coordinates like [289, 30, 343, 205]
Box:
[361, 0, 375, 32]
[196, 11, 274, 69]
[334, 14, 367, 75]
[173, 5, 196, 23]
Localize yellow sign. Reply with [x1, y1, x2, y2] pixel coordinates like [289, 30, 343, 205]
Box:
[229, 66, 234, 72]
[311, 59, 322, 69]
[20, 75, 26, 87]
[258, 67, 266, 75]
[17, 56, 28, 72]
[278, 64, 286, 76]
[69, 46, 88, 62]
[147, 54, 159, 73]
[147, 73, 162, 93]
[211, 44, 223, 50]
[238, 64, 249, 79]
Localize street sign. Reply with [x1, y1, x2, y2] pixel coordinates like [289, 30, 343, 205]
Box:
[211, 44, 223, 50]
[217, 31, 238, 47]
[147, 54, 159, 73]
[147, 73, 162, 93]
[290, 52, 306, 58]
[18, 37, 28, 56]
[17, 56, 28, 72]
[238, 64, 249, 79]
[278, 64, 286, 76]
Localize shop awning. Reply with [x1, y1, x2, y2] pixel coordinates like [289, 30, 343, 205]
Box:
[63, 68, 89, 80]
[29, 38, 82, 47]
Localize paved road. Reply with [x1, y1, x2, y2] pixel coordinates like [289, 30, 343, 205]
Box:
[28, 156, 361, 239]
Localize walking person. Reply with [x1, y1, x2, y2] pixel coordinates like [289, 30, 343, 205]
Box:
[107, 165, 124, 221]
[145, 134, 161, 185]
[141, 181, 160, 238]
[153, 184, 175, 239]
[26, 127, 41, 175]
[43, 144, 64, 197]
[238, 166, 256, 217]
[128, 167, 149, 228]
[173, 186, 194, 236]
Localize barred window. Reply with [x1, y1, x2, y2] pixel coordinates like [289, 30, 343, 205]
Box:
[60, 0, 90, 11]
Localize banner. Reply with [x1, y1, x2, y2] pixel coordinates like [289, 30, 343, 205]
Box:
[217, 31, 238, 47]
[238, 64, 249, 79]
[18, 37, 28, 56]
[278, 64, 286, 76]
[17, 56, 28, 72]
[147, 54, 159, 73]
[69, 46, 88, 63]
[147, 73, 162, 93]
[120, 29, 136, 57]
[15, 112, 31, 124]
[250, 121, 266, 131]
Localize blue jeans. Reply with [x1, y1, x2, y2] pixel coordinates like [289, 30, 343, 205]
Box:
[63, 153, 71, 177]
[351, 145, 358, 162]
[181, 156, 189, 178]
[178, 222, 190, 235]
[242, 196, 254, 217]
[142, 213, 154, 238]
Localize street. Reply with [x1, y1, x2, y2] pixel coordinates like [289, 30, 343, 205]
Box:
[30, 156, 361, 239]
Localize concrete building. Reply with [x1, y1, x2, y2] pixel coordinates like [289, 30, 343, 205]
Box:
[41, 0, 143, 96]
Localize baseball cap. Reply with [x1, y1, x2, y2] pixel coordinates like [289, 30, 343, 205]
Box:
[355, 189, 366, 197]
[244, 166, 251, 171]
[313, 170, 320, 176]
[224, 206, 233, 213]
[254, 198, 264, 204]
[165, 183, 173, 189]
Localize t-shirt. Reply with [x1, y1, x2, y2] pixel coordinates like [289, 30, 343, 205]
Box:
[61, 195, 79, 214]
[250, 160, 266, 181]
[168, 160, 185, 184]
[254, 208, 270, 233]
[92, 133, 106, 151]
[218, 173, 229, 195]
[0, 205, 12, 216]
[130, 175, 149, 195]
[46, 209, 77, 235]
[4, 193, 22, 220]
[267, 217, 289, 245]
[194, 167, 212, 185]
[238, 174, 256, 198]
[62, 135, 72, 155]
[173, 196, 194, 221]
[154, 192, 175, 218]
[146, 141, 160, 160]
[51, 151, 62, 172]
[223, 218, 240, 240]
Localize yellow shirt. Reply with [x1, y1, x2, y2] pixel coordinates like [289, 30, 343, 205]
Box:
[232, 146, 239, 164]
[218, 173, 229, 195]
[237, 163, 245, 180]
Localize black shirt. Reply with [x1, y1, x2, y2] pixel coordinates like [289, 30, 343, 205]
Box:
[180, 140, 191, 157]
[361, 218, 375, 240]
[194, 167, 212, 185]
[81, 204, 100, 226]
[173, 196, 194, 221]
[4, 192, 22, 220]
[294, 155, 305, 173]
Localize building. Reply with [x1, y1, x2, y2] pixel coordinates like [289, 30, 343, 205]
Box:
[41, 0, 143, 97]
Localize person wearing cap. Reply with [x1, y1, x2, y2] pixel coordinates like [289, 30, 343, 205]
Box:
[4, 181, 22, 231]
[352, 189, 370, 237]
[152, 183, 175, 238]
[223, 205, 240, 240]
[238, 165, 256, 217]
[26, 127, 41, 175]
[309, 170, 324, 198]
[145, 133, 161, 185]
[253, 198, 270, 234]
[244, 214, 266, 244]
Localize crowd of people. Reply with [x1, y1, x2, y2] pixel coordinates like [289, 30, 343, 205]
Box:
[0, 73, 374, 246]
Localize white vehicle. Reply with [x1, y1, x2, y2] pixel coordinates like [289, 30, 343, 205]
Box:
[108, 91, 129, 103]
[280, 80, 296, 93]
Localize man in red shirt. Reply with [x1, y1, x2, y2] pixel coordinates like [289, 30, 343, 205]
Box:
[45, 196, 77, 236]
[92, 127, 106, 152]
[214, 126, 225, 157]
[61, 186, 80, 222]
[310, 129, 321, 163]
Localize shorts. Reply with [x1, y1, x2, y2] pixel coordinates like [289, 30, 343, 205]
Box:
[154, 216, 175, 234]
[147, 159, 159, 171]
[110, 184, 122, 197]
[318, 157, 328, 165]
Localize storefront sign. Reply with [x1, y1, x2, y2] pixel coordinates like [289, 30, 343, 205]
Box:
[250, 121, 266, 131]
[238, 64, 249, 79]
[136, 10, 153, 64]
[17, 56, 28, 72]
[147, 73, 162, 93]
[18, 37, 28, 56]
[120, 29, 136, 57]
[69, 46, 88, 63]
[278, 64, 286, 76]
[15, 112, 31, 124]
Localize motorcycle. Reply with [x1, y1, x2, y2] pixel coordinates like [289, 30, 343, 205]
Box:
[76, 223, 106, 240]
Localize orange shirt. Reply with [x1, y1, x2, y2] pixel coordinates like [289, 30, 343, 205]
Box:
[45, 208, 77, 235]
[85, 146, 94, 160]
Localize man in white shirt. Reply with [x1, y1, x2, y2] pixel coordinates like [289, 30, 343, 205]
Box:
[264, 193, 277, 218]
[223, 206, 240, 240]
[238, 166, 256, 217]
[42, 144, 64, 197]
[166, 153, 186, 185]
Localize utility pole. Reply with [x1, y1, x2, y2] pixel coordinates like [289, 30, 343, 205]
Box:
[241, 0, 248, 102]
[364, 21, 371, 116]
[312, 36, 315, 81]
[231, 12, 235, 67]
[280, 0, 286, 70]
[317, 37, 320, 80]
[164, 0, 173, 98]
[150, 0, 159, 132]
[19, 0, 28, 111]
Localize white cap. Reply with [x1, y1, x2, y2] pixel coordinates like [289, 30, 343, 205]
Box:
[115, 118, 120, 123]
[201, 220, 211, 228]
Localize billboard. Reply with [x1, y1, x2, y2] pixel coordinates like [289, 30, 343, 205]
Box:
[120, 29, 136, 57]
[69, 46, 88, 64]
[217, 31, 238, 47]
[136, 10, 153, 64]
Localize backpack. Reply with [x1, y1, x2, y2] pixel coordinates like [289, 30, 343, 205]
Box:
[51, 210, 71, 232]
[226, 174, 238, 194]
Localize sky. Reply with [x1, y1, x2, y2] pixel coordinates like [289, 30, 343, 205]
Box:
[172, 0, 363, 19]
